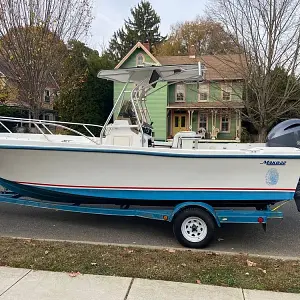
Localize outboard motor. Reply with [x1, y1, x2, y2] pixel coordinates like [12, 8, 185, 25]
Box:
[266, 119, 300, 212]
[266, 119, 300, 148]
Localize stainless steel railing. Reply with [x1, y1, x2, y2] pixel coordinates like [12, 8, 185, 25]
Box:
[0, 116, 103, 144]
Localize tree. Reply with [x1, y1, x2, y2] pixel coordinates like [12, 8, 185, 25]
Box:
[154, 16, 238, 56]
[0, 0, 92, 119]
[207, 0, 300, 142]
[55, 41, 114, 133]
[108, 0, 165, 63]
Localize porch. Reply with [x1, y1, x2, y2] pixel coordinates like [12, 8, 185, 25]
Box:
[167, 103, 243, 141]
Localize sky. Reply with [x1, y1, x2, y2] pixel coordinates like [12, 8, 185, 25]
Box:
[85, 0, 209, 52]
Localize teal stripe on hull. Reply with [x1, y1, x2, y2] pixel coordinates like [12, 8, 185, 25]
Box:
[40, 186, 294, 201]
[0, 177, 293, 202]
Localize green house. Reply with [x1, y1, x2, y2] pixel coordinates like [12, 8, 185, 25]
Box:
[114, 42, 244, 142]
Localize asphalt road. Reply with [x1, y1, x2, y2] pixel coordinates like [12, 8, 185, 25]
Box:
[0, 201, 299, 258]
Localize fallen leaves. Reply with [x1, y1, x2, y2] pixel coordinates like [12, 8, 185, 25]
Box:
[206, 252, 218, 256]
[258, 268, 267, 274]
[246, 259, 267, 274]
[68, 271, 81, 277]
[166, 249, 176, 253]
[246, 260, 257, 267]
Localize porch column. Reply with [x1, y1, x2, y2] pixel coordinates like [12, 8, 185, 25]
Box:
[167, 109, 171, 138]
[188, 110, 194, 131]
[169, 109, 173, 138]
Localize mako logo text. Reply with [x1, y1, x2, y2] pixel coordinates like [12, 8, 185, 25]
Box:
[260, 160, 286, 166]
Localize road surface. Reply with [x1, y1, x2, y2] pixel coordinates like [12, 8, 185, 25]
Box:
[0, 201, 299, 258]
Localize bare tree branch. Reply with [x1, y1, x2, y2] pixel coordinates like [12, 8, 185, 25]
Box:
[206, 0, 300, 141]
[0, 0, 92, 118]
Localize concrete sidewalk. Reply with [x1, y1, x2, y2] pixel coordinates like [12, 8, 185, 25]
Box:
[0, 267, 299, 300]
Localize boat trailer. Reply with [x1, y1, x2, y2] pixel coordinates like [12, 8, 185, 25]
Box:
[0, 190, 286, 248]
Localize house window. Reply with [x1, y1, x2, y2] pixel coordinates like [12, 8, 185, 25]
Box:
[198, 114, 208, 130]
[222, 84, 232, 101]
[136, 54, 144, 66]
[220, 115, 230, 132]
[44, 89, 50, 103]
[198, 83, 209, 101]
[176, 84, 185, 102]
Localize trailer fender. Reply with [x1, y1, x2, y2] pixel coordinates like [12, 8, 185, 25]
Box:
[170, 202, 221, 227]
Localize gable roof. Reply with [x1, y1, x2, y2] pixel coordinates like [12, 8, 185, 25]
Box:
[114, 42, 161, 69]
[156, 54, 244, 81]
[115, 42, 245, 81]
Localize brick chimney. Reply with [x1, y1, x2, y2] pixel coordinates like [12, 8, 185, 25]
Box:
[189, 44, 196, 58]
[143, 40, 150, 52]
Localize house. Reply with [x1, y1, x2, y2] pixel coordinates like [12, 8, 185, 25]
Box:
[0, 58, 58, 121]
[114, 42, 245, 141]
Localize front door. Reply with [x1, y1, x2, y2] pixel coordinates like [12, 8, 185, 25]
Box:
[172, 113, 187, 136]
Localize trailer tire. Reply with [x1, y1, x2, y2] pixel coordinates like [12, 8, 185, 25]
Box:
[173, 207, 216, 248]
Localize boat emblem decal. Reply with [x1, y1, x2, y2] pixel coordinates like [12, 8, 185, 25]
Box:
[265, 168, 279, 186]
[260, 160, 286, 166]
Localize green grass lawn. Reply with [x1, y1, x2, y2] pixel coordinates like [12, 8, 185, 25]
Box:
[0, 237, 299, 293]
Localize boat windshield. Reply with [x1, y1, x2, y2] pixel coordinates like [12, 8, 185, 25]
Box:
[117, 99, 138, 125]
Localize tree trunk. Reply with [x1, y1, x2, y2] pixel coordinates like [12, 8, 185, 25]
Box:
[258, 127, 268, 143]
[31, 107, 40, 120]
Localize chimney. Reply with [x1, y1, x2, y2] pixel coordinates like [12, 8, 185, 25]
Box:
[189, 44, 196, 58]
[143, 40, 150, 52]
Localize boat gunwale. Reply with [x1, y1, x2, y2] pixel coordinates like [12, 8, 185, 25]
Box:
[0, 144, 300, 159]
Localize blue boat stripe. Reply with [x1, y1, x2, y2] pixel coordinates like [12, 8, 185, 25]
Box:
[0, 177, 294, 201]
[0, 144, 300, 159]
[40, 186, 294, 201]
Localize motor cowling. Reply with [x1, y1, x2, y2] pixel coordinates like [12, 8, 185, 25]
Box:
[266, 119, 300, 211]
[266, 119, 300, 148]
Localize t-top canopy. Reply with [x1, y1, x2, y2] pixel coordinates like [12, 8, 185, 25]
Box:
[97, 63, 205, 84]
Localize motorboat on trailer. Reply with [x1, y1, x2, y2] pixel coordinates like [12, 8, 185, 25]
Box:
[0, 63, 300, 212]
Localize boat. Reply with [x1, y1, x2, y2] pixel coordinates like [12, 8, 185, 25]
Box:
[0, 63, 300, 211]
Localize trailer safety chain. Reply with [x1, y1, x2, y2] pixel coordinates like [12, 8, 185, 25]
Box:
[271, 200, 289, 211]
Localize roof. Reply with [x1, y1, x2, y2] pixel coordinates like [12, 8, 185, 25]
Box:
[157, 54, 244, 81]
[115, 42, 161, 69]
[167, 101, 244, 109]
[115, 42, 244, 81]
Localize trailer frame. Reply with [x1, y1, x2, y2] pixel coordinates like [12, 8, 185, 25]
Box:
[0, 191, 286, 248]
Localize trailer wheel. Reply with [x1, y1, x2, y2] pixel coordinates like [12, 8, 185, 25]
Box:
[173, 208, 216, 248]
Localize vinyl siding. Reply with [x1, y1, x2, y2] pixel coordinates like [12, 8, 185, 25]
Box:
[121, 49, 155, 68]
[113, 82, 167, 141]
[147, 82, 167, 141]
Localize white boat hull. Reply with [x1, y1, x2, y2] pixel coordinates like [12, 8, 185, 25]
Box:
[0, 142, 299, 207]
